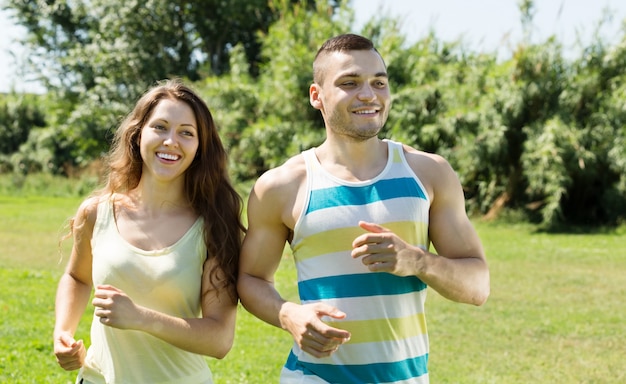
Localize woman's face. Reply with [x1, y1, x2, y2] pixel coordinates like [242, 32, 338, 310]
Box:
[139, 98, 199, 184]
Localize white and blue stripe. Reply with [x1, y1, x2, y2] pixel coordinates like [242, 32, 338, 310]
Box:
[282, 140, 432, 383]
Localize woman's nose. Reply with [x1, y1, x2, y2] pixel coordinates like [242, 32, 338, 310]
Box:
[163, 131, 178, 147]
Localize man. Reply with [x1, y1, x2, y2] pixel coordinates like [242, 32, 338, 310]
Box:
[238, 33, 490, 383]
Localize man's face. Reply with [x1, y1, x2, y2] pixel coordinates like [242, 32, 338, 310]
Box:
[310, 49, 391, 141]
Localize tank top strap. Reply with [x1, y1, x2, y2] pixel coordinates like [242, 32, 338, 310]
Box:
[92, 194, 115, 238]
[302, 148, 321, 173]
[384, 139, 406, 166]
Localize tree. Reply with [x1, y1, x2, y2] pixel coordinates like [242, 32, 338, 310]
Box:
[3, 0, 329, 170]
[0, 94, 45, 155]
[5, 0, 324, 88]
[3, 0, 625, 226]
[0, 94, 46, 172]
[197, 0, 351, 180]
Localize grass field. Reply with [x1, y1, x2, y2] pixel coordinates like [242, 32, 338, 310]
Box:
[1, 194, 625, 383]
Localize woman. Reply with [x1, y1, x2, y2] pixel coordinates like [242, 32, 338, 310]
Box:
[53, 79, 244, 383]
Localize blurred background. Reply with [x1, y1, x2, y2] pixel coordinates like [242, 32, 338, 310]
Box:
[1, 0, 625, 228]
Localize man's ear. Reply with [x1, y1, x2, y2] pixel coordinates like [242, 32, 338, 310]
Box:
[309, 83, 322, 110]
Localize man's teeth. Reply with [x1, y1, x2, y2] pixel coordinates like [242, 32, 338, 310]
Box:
[158, 153, 179, 160]
[355, 110, 376, 114]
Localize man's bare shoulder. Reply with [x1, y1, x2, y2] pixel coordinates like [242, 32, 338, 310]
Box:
[252, 154, 307, 199]
[401, 144, 451, 172]
[402, 143, 442, 162]
[400, 143, 460, 201]
[247, 154, 308, 230]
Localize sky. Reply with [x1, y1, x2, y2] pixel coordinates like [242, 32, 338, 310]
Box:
[351, 0, 626, 54]
[1, 0, 625, 93]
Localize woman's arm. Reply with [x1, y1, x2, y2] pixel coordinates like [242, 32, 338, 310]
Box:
[92, 258, 238, 359]
[53, 197, 97, 370]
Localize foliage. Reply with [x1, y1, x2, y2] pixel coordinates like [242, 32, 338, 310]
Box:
[5, 0, 323, 86]
[0, 93, 47, 172]
[3, 0, 329, 169]
[2, 0, 626, 226]
[374, 11, 626, 227]
[0, 172, 99, 197]
[198, 0, 351, 179]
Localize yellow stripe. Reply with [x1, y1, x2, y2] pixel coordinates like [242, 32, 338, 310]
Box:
[384, 221, 429, 246]
[293, 226, 362, 259]
[293, 221, 428, 262]
[392, 146, 403, 163]
[326, 312, 427, 344]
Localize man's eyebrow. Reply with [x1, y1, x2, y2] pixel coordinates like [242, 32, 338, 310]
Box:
[340, 72, 388, 78]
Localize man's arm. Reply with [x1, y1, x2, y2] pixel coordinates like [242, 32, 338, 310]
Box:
[351, 151, 489, 305]
[423, 153, 490, 305]
[238, 163, 351, 357]
[237, 167, 295, 327]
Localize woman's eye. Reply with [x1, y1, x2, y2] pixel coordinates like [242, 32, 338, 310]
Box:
[154, 124, 166, 130]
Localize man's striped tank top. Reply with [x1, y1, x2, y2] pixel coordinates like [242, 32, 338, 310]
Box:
[281, 139, 431, 383]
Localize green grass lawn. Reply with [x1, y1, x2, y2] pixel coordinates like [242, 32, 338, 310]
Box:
[1, 195, 625, 383]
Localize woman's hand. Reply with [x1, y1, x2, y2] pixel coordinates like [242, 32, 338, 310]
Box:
[92, 285, 145, 330]
[54, 332, 86, 371]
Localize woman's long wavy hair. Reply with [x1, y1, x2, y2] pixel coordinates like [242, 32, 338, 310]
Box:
[96, 78, 244, 303]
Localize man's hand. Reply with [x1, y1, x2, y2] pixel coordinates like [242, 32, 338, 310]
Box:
[351, 221, 423, 277]
[279, 302, 351, 358]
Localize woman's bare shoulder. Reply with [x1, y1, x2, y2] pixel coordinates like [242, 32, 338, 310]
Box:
[74, 194, 109, 228]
